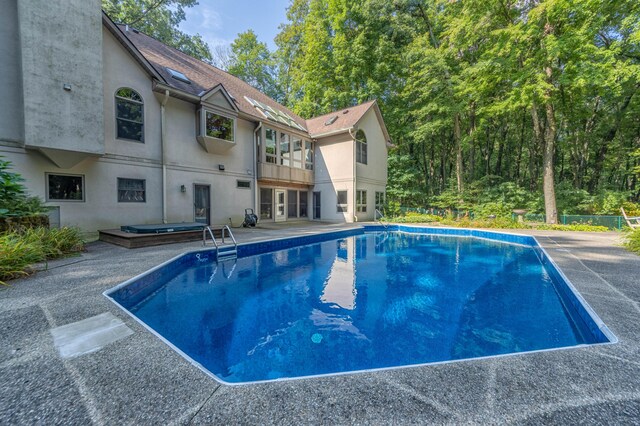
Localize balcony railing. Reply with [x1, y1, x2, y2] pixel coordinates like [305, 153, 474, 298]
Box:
[257, 162, 313, 185]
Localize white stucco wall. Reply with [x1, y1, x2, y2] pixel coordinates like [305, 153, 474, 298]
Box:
[313, 133, 355, 222]
[17, 0, 104, 155]
[103, 29, 162, 163]
[0, 0, 24, 145]
[354, 108, 388, 221]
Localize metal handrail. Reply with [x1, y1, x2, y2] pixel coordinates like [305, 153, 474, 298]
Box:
[203, 226, 218, 248]
[203, 225, 238, 257]
[375, 209, 389, 228]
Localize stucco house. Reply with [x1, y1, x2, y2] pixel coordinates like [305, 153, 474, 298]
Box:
[0, 0, 390, 233]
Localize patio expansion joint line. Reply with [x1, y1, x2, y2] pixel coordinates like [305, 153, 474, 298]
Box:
[40, 304, 106, 426]
[590, 348, 640, 368]
[379, 377, 463, 422]
[506, 390, 640, 423]
[485, 360, 497, 414]
[186, 385, 221, 425]
[542, 236, 640, 315]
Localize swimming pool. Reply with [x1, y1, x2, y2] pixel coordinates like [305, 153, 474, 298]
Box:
[105, 226, 615, 384]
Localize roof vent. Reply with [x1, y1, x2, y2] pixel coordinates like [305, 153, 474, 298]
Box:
[325, 116, 338, 126]
[342, 109, 349, 114]
[132, 28, 140, 34]
[166, 67, 191, 84]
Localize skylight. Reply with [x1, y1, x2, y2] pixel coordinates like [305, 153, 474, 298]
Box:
[167, 67, 191, 84]
[325, 116, 338, 126]
[245, 96, 306, 131]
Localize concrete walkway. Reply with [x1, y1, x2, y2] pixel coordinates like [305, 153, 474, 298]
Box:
[1, 224, 639, 424]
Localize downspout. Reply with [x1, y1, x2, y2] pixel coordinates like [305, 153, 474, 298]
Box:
[253, 122, 262, 215]
[348, 127, 357, 223]
[160, 90, 169, 224]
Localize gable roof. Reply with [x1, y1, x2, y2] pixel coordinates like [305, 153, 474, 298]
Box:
[305, 100, 377, 138]
[105, 14, 391, 144]
[113, 23, 308, 130]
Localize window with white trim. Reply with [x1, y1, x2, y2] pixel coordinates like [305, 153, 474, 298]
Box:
[356, 190, 367, 213]
[356, 129, 367, 164]
[305, 140, 314, 170]
[292, 137, 303, 168]
[375, 191, 385, 212]
[117, 178, 146, 202]
[280, 132, 290, 166]
[265, 128, 277, 164]
[115, 88, 144, 142]
[337, 190, 348, 213]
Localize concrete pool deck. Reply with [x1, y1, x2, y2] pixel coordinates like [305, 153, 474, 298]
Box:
[1, 223, 639, 424]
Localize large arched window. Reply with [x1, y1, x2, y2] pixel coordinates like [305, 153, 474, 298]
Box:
[115, 88, 144, 142]
[356, 129, 367, 164]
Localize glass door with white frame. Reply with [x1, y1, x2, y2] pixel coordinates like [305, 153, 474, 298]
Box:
[275, 190, 286, 222]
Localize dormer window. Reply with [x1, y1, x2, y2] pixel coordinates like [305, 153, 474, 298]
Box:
[167, 67, 191, 84]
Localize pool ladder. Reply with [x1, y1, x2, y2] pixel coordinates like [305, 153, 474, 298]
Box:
[375, 209, 389, 229]
[203, 225, 238, 259]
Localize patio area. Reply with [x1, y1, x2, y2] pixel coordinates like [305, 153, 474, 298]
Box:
[1, 223, 639, 424]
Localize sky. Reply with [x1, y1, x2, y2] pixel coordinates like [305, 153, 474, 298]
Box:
[179, 0, 291, 51]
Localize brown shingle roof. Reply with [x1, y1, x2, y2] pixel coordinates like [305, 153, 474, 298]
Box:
[116, 24, 308, 129]
[305, 100, 376, 138]
[113, 23, 382, 140]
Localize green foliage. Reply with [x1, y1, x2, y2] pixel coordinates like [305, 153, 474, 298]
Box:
[388, 213, 441, 224]
[272, 0, 640, 216]
[623, 228, 640, 255]
[0, 157, 48, 217]
[228, 30, 282, 101]
[536, 224, 610, 232]
[102, 0, 212, 62]
[0, 227, 84, 285]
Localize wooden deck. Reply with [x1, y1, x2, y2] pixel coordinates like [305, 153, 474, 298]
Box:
[99, 226, 229, 249]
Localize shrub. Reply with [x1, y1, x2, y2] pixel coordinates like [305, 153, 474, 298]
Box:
[0, 156, 48, 217]
[536, 224, 609, 232]
[0, 227, 84, 285]
[388, 213, 442, 223]
[623, 228, 640, 255]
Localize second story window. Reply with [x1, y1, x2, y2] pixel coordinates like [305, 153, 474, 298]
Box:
[115, 88, 144, 142]
[292, 137, 303, 169]
[356, 129, 367, 164]
[265, 128, 277, 163]
[205, 111, 234, 141]
[305, 140, 314, 170]
[280, 133, 290, 166]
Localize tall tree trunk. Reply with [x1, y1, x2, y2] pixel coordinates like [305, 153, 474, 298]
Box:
[454, 113, 464, 192]
[588, 89, 637, 192]
[542, 68, 558, 224]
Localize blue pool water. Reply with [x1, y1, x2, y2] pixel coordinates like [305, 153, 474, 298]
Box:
[108, 229, 613, 383]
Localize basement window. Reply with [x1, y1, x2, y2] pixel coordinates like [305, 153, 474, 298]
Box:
[117, 178, 146, 203]
[47, 173, 84, 202]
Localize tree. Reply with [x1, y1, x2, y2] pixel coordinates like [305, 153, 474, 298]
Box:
[227, 31, 282, 101]
[102, 0, 212, 62]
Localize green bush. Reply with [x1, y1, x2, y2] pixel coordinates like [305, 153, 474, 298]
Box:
[536, 224, 609, 232]
[0, 156, 48, 217]
[439, 217, 528, 229]
[623, 228, 640, 255]
[0, 227, 84, 285]
[388, 213, 441, 223]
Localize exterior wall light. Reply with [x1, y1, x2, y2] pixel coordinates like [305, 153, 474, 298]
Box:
[63, 84, 72, 91]
[180, 185, 186, 193]
[218, 164, 225, 171]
